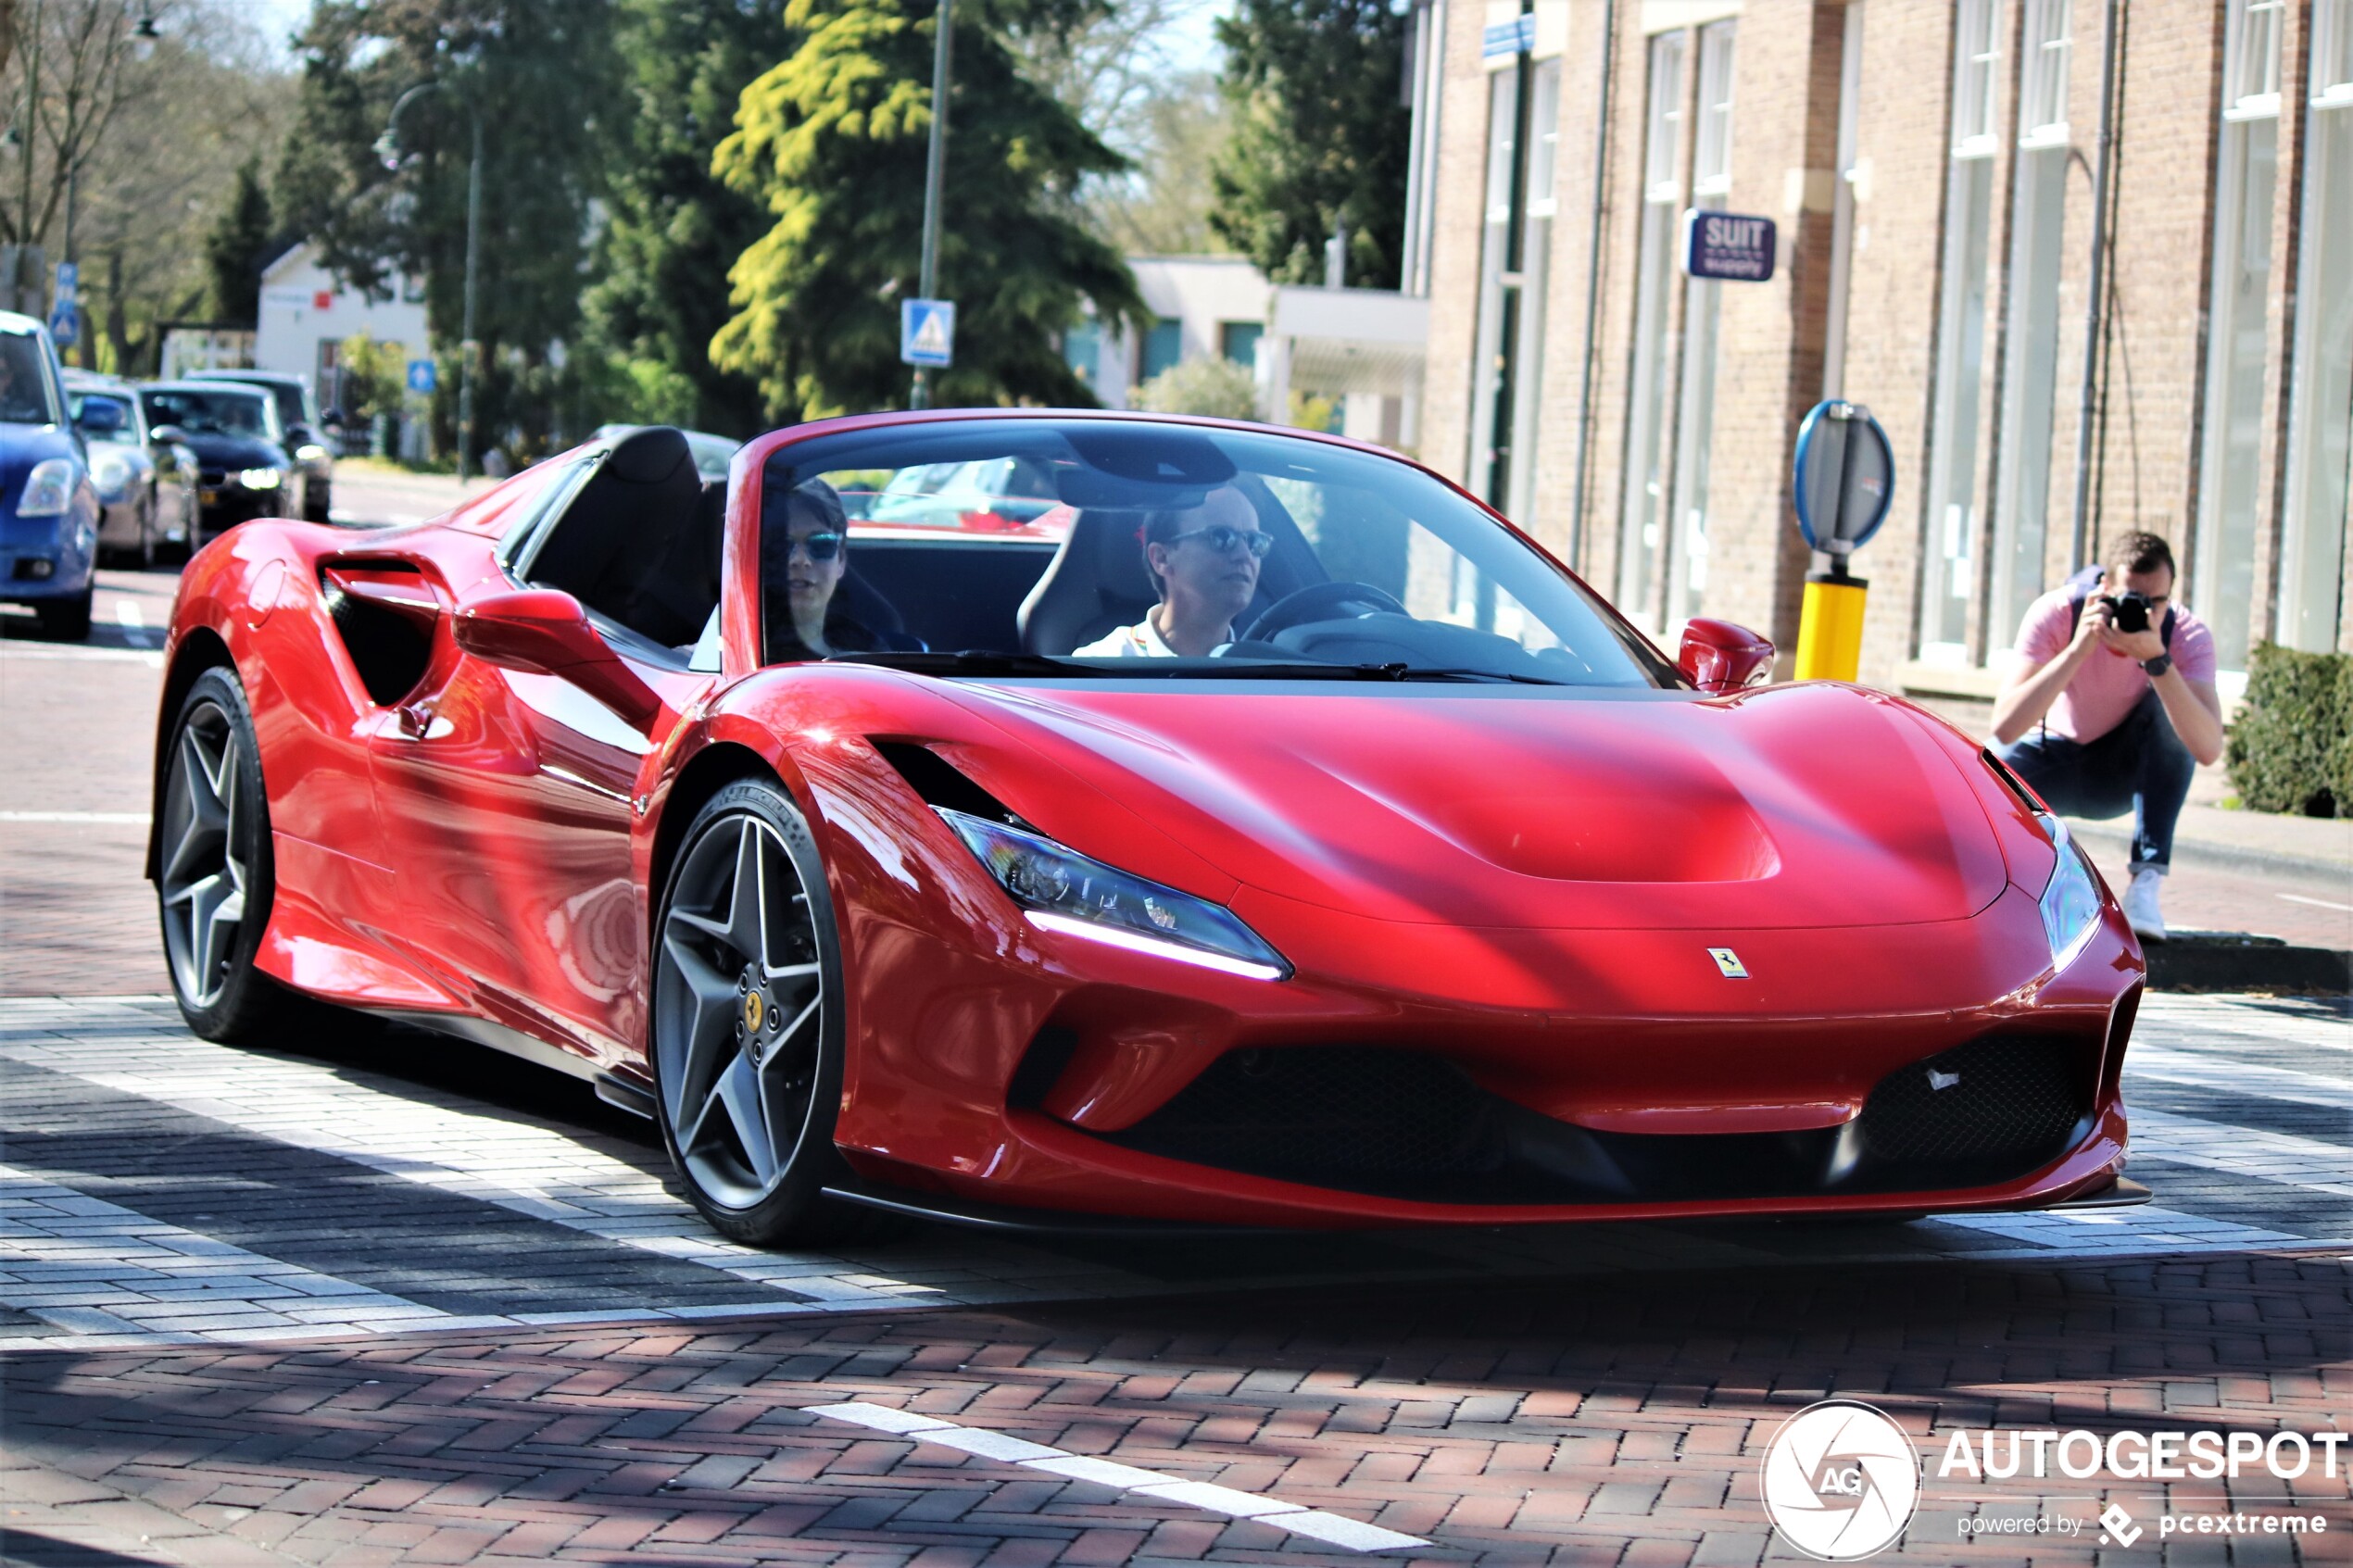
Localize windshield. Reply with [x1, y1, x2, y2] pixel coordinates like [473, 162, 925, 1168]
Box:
[757, 419, 1678, 687]
[68, 390, 136, 442]
[198, 374, 311, 430]
[0, 332, 59, 426]
[143, 388, 276, 442]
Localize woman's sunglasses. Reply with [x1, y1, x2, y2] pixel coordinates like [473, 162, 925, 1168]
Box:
[1164, 525, 1273, 558]
[786, 531, 846, 562]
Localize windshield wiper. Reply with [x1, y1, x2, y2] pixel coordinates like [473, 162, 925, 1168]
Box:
[826, 650, 1112, 677]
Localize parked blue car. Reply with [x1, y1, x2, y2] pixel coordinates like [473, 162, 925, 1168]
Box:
[0, 311, 100, 639]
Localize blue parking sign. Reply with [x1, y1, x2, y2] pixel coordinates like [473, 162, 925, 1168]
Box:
[900, 299, 955, 369]
[407, 358, 437, 394]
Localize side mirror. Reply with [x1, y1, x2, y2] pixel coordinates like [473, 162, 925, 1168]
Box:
[1678, 618, 1776, 694]
[76, 401, 125, 436]
[148, 423, 190, 445]
[452, 587, 663, 729]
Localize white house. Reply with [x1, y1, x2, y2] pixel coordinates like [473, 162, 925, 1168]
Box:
[252, 243, 430, 416]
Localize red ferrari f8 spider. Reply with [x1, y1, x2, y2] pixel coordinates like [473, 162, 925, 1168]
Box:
[150, 414, 2144, 1244]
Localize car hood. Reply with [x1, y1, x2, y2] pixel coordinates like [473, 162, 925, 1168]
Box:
[180, 433, 287, 468]
[0, 421, 79, 482]
[938, 680, 2008, 931]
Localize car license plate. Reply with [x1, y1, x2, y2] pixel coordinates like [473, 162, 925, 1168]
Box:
[199, 489, 220, 506]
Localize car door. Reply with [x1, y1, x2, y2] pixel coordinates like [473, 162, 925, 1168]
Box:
[364, 438, 717, 1067]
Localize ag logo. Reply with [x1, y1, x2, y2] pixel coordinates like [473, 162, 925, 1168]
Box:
[1759, 1400, 1920, 1560]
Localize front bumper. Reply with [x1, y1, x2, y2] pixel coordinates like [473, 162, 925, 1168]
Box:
[812, 774, 2145, 1231]
[1, 514, 96, 601]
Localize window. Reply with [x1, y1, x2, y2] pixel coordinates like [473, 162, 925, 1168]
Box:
[1063, 320, 1101, 387]
[2196, 0, 2285, 671]
[1991, 0, 2073, 645]
[1617, 31, 1687, 629]
[1468, 52, 1562, 549]
[1919, 0, 2000, 658]
[1220, 321, 1264, 368]
[1823, 2, 1865, 396]
[1139, 319, 1183, 383]
[2278, 0, 2353, 649]
[1667, 21, 1736, 625]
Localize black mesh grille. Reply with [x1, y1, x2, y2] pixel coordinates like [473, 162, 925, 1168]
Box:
[1855, 1034, 2087, 1173]
[1111, 1048, 1504, 1191]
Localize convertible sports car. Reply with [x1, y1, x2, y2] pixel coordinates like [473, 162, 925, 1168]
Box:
[150, 412, 2144, 1246]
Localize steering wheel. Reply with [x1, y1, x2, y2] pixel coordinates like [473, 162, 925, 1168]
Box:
[1240, 581, 1409, 644]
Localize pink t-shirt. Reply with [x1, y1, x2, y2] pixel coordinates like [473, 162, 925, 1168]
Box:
[2014, 586, 2216, 743]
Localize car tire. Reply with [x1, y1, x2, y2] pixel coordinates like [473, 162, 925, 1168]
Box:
[305, 484, 332, 525]
[650, 778, 890, 1248]
[137, 495, 157, 571]
[157, 667, 300, 1041]
[35, 585, 92, 640]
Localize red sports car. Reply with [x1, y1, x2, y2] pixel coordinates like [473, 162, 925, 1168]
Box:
[149, 413, 2144, 1246]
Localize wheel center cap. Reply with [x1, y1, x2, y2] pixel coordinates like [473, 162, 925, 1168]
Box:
[743, 990, 764, 1034]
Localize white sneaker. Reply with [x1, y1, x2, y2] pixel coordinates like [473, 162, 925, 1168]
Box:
[2123, 868, 2167, 941]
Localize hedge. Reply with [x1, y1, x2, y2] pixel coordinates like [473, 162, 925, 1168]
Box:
[2225, 643, 2353, 818]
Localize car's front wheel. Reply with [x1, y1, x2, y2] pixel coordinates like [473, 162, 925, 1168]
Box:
[35, 585, 92, 640]
[157, 667, 295, 1039]
[652, 779, 880, 1247]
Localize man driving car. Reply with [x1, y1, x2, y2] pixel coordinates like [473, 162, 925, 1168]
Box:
[762, 478, 901, 660]
[1077, 484, 1270, 657]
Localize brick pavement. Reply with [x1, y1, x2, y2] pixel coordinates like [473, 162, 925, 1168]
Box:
[5, 1252, 2350, 1565]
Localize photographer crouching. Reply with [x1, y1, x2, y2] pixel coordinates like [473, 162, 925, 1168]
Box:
[1991, 532, 2225, 941]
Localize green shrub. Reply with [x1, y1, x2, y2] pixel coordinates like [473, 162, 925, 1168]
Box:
[2226, 644, 2353, 817]
[1135, 357, 1261, 420]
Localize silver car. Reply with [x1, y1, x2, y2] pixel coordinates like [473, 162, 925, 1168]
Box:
[64, 371, 199, 567]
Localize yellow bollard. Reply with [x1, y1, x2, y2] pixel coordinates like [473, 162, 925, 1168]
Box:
[1793, 569, 1869, 682]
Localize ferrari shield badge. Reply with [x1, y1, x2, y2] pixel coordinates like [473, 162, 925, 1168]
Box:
[1708, 947, 1749, 979]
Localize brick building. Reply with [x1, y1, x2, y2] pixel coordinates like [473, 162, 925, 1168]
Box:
[1405, 0, 2351, 698]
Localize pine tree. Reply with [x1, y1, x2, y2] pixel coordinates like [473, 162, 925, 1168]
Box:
[1209, 0, 1410, 289]
[204, 158, 273, 328]
[711, 0, 1144, 418]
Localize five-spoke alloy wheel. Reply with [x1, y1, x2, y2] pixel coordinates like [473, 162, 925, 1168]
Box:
[157, 667, 289, 1038]
[653, 779, 862, 1246]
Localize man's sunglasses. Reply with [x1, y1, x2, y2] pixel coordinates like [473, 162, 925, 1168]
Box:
[1164, 525, 1273, 558]
[786, 531, 846, 562]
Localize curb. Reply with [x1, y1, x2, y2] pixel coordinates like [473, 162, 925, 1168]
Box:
[2068, 818, 2353, 887]
[2144, 935, 2353, 995]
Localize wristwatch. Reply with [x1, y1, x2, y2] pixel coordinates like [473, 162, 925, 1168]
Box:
[2143, 652, 2173, 679]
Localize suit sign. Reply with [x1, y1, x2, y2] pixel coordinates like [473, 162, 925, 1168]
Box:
[1682, 210, 1777, 282]
[900, 298, 955, 369]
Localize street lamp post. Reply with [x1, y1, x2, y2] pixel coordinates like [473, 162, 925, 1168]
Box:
[378, 82, 483, 483]
[910, 0, 951, 410]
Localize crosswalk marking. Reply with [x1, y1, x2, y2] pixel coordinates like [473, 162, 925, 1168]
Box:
[0, 993, 2344, 1350]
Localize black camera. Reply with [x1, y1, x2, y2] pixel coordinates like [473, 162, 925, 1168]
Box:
[2099, 591, 2155, 634]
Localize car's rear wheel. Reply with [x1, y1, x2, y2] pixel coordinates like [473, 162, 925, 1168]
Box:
[157, 668, 296, 1039]
[652, 779, 885, 1247]
[35, 585, 92, 640]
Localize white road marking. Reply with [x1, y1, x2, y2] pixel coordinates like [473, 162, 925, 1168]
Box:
[806, 1401, 1429, 1551]
[2278, 893, 2353, 913]
[2126, 1107, 2353, 1196]
[112, 599, 153, 646]
[0, 643, 163, 667]
[0, 1161, 455, 1351]
[1930, 1203, 2310, 1252]
[0, 810, 151, 824]
[2127, 1044, 2353, 1110]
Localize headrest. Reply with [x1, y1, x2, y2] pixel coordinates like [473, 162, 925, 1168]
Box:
[607, 425, 696, 486]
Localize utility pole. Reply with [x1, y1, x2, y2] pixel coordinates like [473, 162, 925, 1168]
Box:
[15, 0, 42, 314]
[910, 0, 951, 410]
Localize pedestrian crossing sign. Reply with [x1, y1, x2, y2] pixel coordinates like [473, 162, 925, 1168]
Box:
[900, 298, 955, 369]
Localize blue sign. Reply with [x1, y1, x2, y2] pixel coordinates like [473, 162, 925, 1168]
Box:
[1682, 209, 1778, 282]
[1792, 400, 1894, 555]
[52, 261, 76, 303]
[1481, 14, 1536, 58]
[46, 301, 76, 348]
[407, 358, 437, 394]
[900, 298, 955, 369]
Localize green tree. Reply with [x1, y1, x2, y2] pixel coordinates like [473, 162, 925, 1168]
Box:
[583, 0, 795, 439]
[1209, 0, 1409, 288]
[272, 0, 623, 461]
[203, 157, 273, 326]
[711, 0, 1144, 418]
[1135, 354, 1255, 418]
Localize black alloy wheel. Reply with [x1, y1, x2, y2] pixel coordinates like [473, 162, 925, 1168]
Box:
[652, 779, 881, 1247]
[157, 667, 295, 1039]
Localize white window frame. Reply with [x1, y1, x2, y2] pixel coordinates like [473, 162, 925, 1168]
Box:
[2276, 0, 2353, 650]
[1617, 31, 1688, 628]
[1667, 19, 1736, 626]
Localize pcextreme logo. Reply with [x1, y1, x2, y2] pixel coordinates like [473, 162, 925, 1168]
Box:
[1759, 1400, 1921, 1560]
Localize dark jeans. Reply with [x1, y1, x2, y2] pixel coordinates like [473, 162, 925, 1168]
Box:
[1996, 688, 2194, 871]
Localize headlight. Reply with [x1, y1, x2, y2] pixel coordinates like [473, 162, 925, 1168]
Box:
[938, 808, 1290, 980]
[90, 451, 132, 499]
[239, 467, 283, 490]
[17, 457, 76, 516]
[2036, 816, 2103, 967]
[295, 443, 328, 462]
